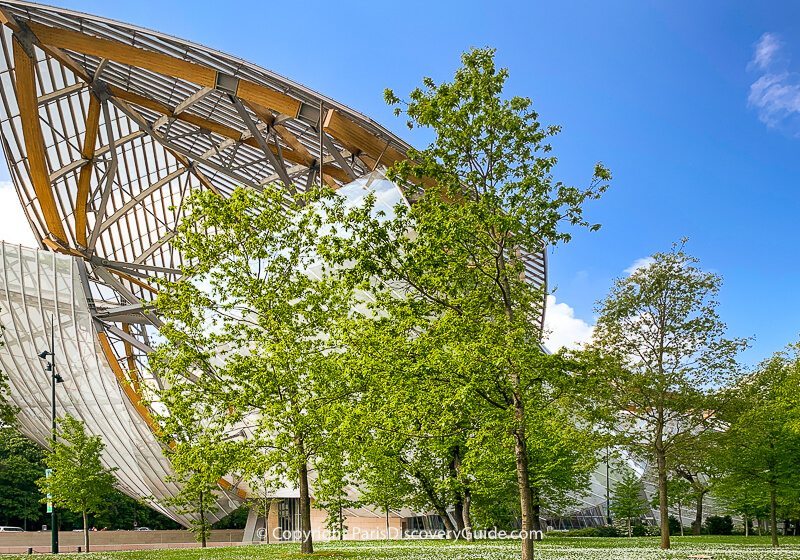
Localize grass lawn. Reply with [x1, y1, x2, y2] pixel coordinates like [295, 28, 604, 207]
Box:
[7, 536, 800, 559]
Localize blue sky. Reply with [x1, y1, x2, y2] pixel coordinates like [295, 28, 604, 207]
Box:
[2, 0, 800, 367]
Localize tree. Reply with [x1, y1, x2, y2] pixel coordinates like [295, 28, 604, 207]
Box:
[671, 435, 716, 535]
[610, 470, 648, 537]
[650, 476, 692, 537]
[714, 352, 800, 547]
[36, 416, 117, 552]
[161, 471, 220, 547]
[589, 242, 747, 549]
[150, 185, 352, 555]
[321, 47, 610, 560]
[0, 428, 46, 529]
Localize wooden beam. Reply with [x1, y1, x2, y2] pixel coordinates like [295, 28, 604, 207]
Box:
[324, 108, 436, 188]
[243, 99, 314, 166]
[236, 79, 300, 120]
[121, 323, 141, 395]
[98, 331, 164, 436]
[13, 37, 68, 243]
[76, 94, 101, 246]
[109, 87, 310, 169]
[28, 21, 217, 88]
[323, 109, 407, 168]
[106, 266, 159, 295]
[27, 21, 299, 117]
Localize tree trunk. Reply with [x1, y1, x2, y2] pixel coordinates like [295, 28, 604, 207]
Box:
[452, 493, 465, 536]
[298, 450, 314, 554]
[655, 446, 670, 548]
[628, 517, 631, 538]
[264, 499, 272, 544]
[200, 490, 207, 548]
[693, 493, 703, 535]
[512, 420, 534, 560]
[757, 518, 762, 536]
[450, 447, 465, 538]
[678, 500, 684, 537]
[462, 488, 474, 542]
[531, 484, 542, 537]
[770, 487, 778, 548]
[411, 467, 458, 537]
[83, 510, 89, 553]
[744, 514, 748, 537]
[385, 508, 390, 540]
[498, 250, 534, 559]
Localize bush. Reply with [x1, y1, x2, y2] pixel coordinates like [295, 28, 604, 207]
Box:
[631, 524, 647, 537]
[705, 515, 734, 535]
[565, 527, 602, 537]
[668, 516, 681, 535]
[597, 525, 619, 537]
[544, 531, 566, 538]
[645, 524, 660, 537]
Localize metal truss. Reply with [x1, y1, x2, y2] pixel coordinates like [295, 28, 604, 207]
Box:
[0, 0, 549, 524]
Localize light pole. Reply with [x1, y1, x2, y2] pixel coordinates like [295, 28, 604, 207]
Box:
[605, 446, 612, 526]
[39, 315, 63, 554]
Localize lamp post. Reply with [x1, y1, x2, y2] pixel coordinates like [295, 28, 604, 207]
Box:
[605, 446, 612, 526]
[39, 315, 63, 554]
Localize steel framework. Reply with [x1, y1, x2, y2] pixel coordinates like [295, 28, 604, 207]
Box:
[0, 0, 548, 524]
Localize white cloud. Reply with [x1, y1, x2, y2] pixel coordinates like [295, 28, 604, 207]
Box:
[0, 181, 37, 247]
[749, 32, 782, 71]
[624, 256, 654, 275]
[747, 32, 800, 130]
[543, 295, 594, 353]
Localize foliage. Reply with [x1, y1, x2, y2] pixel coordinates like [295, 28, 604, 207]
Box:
[35, 416, 117, 551]
[160, 471, 220, 547]
[323, 47, 610, 560]
[0, 427, 46, 528]
[151, 184, 352, 555]
[706, 515, 734, 535]
[610, 470, 648, 537]
[713, 349, 800, 547]
[668, 516, 681, 535]
[589, 242, 747, 548]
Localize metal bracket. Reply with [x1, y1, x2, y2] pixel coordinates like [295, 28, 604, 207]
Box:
[13, 21, 38, 60]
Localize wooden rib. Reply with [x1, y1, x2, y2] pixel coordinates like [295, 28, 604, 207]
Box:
[13, 37, 68, 243]
[324, 109, 436, 188]
[236, 80, 300, 119]
[121, 323, 141, 394]
[28, 21, 217, 88]
[27, 20, 299, 118]
[324, 109, 406, 167]
[109, 87, 309, 168]
[76, 94, 101, 246]
[321, 173, 339, 189]
[106, 266, 158, 295]
[243, 99, 314, 166]
[98, 331, 163, 436]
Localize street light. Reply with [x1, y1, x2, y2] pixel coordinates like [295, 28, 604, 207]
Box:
[39, 315, 63, 554]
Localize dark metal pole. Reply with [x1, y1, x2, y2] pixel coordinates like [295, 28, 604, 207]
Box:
[50, 315, 58, 554]
[605, 446, 611, 525]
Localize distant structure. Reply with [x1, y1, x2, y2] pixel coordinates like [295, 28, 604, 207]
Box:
[0, 0, 551, 535]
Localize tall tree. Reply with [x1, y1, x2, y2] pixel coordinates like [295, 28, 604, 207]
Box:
[670, 434, 717, 535]
[714, 352, 800, 547]
[150, 185, 352, 555]
[650, 476, 693, 537]
[0, 428, 46, 529]
[610, 470, 648, 537]
[36, 416, 117, 552]
[321, 47, 610, 560]
[161, 471, 220, 547]
[589, 243, 747, 549]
